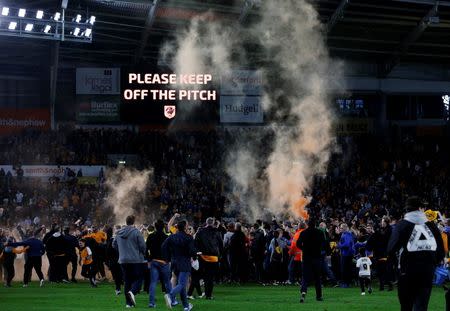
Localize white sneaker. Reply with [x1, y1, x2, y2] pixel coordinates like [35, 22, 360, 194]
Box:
[23, 284, 28, 288]
[128, 291, 136, 306]
[187, 296, 195, 300]
[199, 293, 205, 299]
[361, 292, 366, 296]
[40, 279, 44, 287]
[183, 303, 193, 311]
[115, 289, 121, 296]
[164, 293, 173, 309]
[125, 305, 134, 308]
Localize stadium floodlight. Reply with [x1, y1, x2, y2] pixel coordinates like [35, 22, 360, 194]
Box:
[73, 27, 80, 36]
[36, 10, 44, 19]
[84, 28, 92, 37]
[44, 25, 51, 33]
[25, 24, 34, 32]
[89, 16, 96, 25]
[8, 21, 17, 30]
[61, 0, 69, 10]
[75, 14, 81, 23]
[1, 7, 9, 16]
[18, 8, 26, 17]
[54, 12, 61, 21]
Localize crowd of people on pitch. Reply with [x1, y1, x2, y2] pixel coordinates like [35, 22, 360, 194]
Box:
[0, 199, 448, 309]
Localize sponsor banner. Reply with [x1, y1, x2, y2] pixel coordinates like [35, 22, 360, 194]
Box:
[76, 68, 120, 95]
[0, 165, 105, 178]
[220, 96, 263, 123]
[335, 118, 374, 135]
[221, 70, 263, 96]
[74, 124, 135, 130]
[76, 96, 120, 123]
[0, 109, 50, 134]
[77, 176, 99, 185]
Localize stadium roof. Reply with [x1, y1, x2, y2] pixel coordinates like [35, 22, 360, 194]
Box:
[2, 0, 450, 76]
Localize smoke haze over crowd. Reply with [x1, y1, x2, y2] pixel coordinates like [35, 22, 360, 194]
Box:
[159, 0, 344, 221]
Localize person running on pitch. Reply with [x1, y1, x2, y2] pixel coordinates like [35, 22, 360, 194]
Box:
[147, 219, 172, 308]
[113, 215, 146, 308]
[356, 247, 372, 296]
[296, 217, 325, 303]
[7, 229, 45, 287]
[162, 220, 196, 311]
[79, 238, 97, 287]
[388, 196, 445, 311]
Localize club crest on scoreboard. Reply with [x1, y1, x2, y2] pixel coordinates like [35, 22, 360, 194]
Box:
[164, 105, 176, 119]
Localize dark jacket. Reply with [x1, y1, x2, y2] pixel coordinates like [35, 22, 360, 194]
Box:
[162, 231, 196, 272]
[43, 229, 56, 246]
[388, 211, 445, 283]
[250, 229, 266, 261]
[146, 230, 168, 261]
[45, 232, 66, 256]
[229, 230, 247, 257]
[296, 226, 325, 260]
[9, 238, 45, 257]
[319, 228, 332, 256]
[195, 226, 223, 257]
[64, 234, 79, 257]
[367, 225, 392, 259]
[105, 238, 119, 268]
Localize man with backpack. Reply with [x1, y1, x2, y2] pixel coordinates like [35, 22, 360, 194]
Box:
[388, 196, 445, 311]
[269, 229, 287, 284]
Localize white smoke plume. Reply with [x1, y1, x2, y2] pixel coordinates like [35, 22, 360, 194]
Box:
[160, 14, 235, 83]
[105, 167, 153, 224]
[161, 0, 344, 221]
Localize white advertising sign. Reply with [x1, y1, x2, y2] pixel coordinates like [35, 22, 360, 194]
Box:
[0, 165, 105, 178]
[76, 68, 120, 95]
[220, 96, 263, 123]
[221, 70, 263, 96]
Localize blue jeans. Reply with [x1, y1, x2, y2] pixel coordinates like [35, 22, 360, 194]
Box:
[170, 271, 190, 308]
[320, 255, 336, 283]
[149, 261, 172, 306]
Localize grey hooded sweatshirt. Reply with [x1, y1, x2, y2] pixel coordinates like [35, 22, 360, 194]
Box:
[112, 226, 146, 264]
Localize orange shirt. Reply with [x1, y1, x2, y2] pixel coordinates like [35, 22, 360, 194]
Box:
[289, 229, 305, 261]
[85, 231, 107, 244]
[80, 247, 93, 265]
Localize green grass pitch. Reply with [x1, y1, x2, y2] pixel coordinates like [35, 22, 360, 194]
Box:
[0, 282, 446, 311]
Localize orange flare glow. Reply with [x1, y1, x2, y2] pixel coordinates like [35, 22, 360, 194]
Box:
[293, 197, 310, 220]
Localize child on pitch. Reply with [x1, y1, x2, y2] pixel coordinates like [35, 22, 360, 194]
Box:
[355, 247, 372, 295]
[79, 238, 97, 287]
